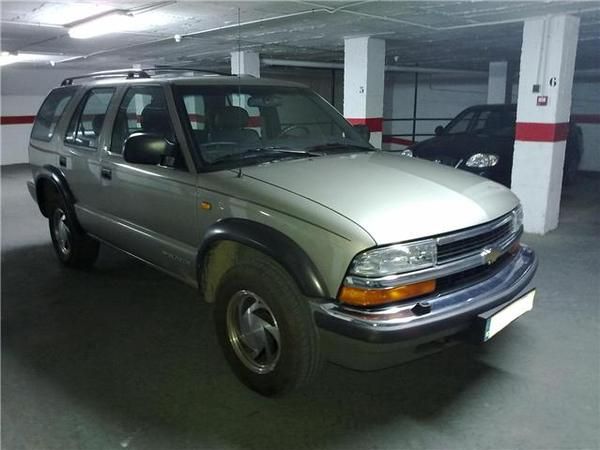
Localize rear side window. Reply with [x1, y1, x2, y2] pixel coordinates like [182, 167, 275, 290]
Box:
[65, 88, 115, 150]
[31, 87, 77, 142]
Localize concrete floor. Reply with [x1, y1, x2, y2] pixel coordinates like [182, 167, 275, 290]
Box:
[2, 163, 599, 450]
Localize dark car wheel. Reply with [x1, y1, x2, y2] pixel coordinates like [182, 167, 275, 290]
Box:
[48, 199, 99, 269]
[214, 254, 322, 396]
[563, 156, 579, 185]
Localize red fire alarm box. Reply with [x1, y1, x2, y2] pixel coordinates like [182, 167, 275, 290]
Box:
[536, 95, 548, 106]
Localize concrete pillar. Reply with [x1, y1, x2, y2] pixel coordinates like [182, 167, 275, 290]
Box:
[487, 61, 509, 104]
[343, 37, 385, 147]
[231, 51, 260, 77]
[511, 15, 579, 234]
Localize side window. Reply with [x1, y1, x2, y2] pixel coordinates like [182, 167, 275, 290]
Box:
[110, 86, 175, 154]
[65, 88, 115, 150]
[446, 110, 476, 135]
[31, 87, 77, 142]
[471, 111, 492, 133]
[183, 95, 205, 131]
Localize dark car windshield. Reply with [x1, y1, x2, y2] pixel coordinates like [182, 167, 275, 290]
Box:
[175, 85, 372, 169]
[444, 108, 516, 137]
[176, 85, 374, 169]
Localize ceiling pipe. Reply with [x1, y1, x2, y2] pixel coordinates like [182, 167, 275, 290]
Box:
[262, 58, 487, 75]
[262, 58, 343, 70]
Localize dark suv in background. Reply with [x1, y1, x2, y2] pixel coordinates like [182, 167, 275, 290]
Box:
[400, 104, 584, 187]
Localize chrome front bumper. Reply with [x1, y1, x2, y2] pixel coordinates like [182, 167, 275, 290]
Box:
[314, 244, 537, 346]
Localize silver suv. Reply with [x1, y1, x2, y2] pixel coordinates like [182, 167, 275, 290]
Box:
[27, 68, 538, 396]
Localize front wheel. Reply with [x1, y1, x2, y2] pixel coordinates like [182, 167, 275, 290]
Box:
[48, 200, 99, 269]
[214, 255, 322, 396]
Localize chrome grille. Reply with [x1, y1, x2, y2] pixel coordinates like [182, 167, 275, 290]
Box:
[436, 212, 516, 264]
[437, 222, 512, 262]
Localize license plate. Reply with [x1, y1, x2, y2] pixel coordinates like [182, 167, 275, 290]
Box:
[479, 289, 536, 342]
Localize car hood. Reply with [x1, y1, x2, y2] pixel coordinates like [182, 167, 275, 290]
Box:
[241, 152, 519, 245]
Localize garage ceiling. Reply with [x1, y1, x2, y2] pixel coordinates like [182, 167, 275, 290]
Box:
[1, 1, 600, 72]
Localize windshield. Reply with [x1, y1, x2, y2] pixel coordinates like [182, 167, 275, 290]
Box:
[444, 108, 516, 136]
[175, 85, 372, 169]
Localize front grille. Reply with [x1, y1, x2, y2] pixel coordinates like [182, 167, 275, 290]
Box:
[437, 221, 513, 263]
[436, 251, 513, 293]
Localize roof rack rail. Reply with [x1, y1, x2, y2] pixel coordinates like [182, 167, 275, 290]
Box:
[60, 66, 229, 86]
[151, 66, 229, 76]
[61, 69, 150, 86]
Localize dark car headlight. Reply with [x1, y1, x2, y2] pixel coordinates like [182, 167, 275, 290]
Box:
[465, 153, 499, 168]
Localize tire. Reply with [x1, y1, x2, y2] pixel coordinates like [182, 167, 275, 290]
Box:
[214, 254, 322, 396]
[563, 158, 578, 185]
[48, 197, 99, 269]
[563, 155, 579, 186]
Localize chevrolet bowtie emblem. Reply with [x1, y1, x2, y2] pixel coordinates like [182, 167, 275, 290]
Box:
[481, 247, 502, 265]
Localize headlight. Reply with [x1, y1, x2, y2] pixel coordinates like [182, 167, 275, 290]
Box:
[465, 153, 499, 168]
[349, 239, 437, 277]
[511, 204, 523, 233]
[400, 149, 413, 157]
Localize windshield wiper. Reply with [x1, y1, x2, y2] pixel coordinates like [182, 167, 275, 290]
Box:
[256, 146, 323, 157]
[211, 146, 320, 164]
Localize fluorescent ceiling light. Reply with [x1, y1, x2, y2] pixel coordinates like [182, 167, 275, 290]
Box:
[68, 11, 134, 39]
[0, 51, 60, 66]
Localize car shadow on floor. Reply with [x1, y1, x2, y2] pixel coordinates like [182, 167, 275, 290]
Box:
[2, 242, 504, 449]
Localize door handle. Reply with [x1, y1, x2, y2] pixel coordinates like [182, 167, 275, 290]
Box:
[59, 156, 67, 167]
[101, 167, 112, 180]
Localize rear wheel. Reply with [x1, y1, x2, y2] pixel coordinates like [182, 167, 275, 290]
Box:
[48, 199, 99, 268]
[214, 254, 322, 396]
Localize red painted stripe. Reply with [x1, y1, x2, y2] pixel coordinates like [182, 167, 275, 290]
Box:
[515, 122, 570, 142]
[188, 113, 205, 123]
[571, 114, 600, 124]
[247, 116, 262, 127]
[347, 117, 383, 133]
[1, 115, 36, 125]
[382, 135, 415, 146]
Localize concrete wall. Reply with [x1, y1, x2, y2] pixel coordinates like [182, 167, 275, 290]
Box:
[383, 72, 489, 142]
[1, 67, 76, 165]
[264, 67, 344, 111]
[1, 95, 41, 165]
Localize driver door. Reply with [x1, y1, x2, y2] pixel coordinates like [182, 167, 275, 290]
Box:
[99, 85, 200, 285]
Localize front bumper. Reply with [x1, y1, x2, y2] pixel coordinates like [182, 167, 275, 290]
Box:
[313, 244, 537, 370]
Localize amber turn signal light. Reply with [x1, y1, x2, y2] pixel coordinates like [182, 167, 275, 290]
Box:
[338, 279, 436, 307]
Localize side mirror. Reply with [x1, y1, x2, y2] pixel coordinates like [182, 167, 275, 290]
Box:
[123, 133, 177, 166]
[353, 124, 370, 142]
[434, 125, 445, 136]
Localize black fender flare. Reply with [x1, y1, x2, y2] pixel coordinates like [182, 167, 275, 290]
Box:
[197, 218, 330, 299]
[34, 165, 77, 220]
